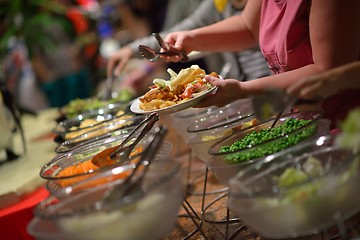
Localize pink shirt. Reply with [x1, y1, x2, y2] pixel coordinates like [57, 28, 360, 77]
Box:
[259, 0, 313, 74]
[259, 0, 360, 129]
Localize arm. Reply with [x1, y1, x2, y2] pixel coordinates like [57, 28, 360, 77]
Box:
[287, 61, 360, 99]
[198, 0, 360, 107]
[107, 0, 220, 77]
[164, 0, 262, 54]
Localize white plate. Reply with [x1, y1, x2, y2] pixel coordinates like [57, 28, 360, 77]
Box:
[130, 85, 218, 115]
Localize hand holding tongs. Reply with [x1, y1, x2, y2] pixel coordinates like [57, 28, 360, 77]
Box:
[138, 33, 189, 62]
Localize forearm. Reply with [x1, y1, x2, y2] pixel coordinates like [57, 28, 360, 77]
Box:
[242, 64, 323, 95]
[127, 0, 218, 54]
[188, 15, 257, 52]
[335, 62, 360, 89]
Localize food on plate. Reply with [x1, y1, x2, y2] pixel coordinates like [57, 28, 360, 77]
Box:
[219, 118, 316, 163]
[139, 65, 218, 111]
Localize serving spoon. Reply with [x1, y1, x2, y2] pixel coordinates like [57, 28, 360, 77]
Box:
[91, 112, 159, 168]
[102, 125, 168, 208]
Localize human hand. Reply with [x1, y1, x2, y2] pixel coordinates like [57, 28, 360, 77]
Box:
[106, 47, 134, 78]
[195, 75, 248, 108]
[119, 61, 156, 94]
[160, 31, 195, 62]
[287, 70, 344, 100]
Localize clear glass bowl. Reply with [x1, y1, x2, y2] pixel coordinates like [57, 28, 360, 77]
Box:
[28, 160, 183, 240]
[54, 125, 136, 154]
[46, 140, 173, 198]
[57, 114, 147, 144]
[57, 112, 138, 141]
[207, 111, 330, 185]
[183, 99, 257, 161]
[228, 135, 360, 239]
[53, 102, 131, 135]
[40, 131, 172, 192]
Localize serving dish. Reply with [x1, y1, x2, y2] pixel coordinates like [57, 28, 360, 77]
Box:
[207, 111, 329, 185]
[28, 160, 183, 240]
[40, 130, 169, 192]
[184, 99, 257, 161]
[228, 135, 360, 239]
[56, 114, 147, 145]
[53, 102, 130, 135]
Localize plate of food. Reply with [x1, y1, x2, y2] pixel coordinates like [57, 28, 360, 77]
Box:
[130, 65, 219, 115]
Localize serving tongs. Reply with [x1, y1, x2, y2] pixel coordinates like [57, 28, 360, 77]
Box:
[102, 125, 168, 208]
[91, 112, 159, 168]
[252, 88, 296, 128]
[138, 33, 189, 62]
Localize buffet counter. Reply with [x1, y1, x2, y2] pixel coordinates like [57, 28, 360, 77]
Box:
[1, 108, 360, 240]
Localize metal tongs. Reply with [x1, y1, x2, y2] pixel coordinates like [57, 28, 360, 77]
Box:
[102, 125, 168, 208]
[138, 33, 189, 62]
[91, 112, 159, 168]
[251, 88, 296, 128]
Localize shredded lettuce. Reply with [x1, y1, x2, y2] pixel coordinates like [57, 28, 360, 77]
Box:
[335, 107, 360, 151]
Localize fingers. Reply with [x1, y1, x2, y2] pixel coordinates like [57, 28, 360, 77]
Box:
[204, 75, 223, 87]
[106, 48, 134, 78]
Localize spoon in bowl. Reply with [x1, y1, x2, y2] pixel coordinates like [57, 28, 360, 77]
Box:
[91, 112, 159, 168]
[102, 125, 168, 208]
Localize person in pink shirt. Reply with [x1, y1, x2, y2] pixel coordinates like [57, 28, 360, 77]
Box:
[162, 0, 360, 128]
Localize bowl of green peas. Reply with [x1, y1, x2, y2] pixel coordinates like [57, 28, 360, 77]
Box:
[207, 110, 330, 186]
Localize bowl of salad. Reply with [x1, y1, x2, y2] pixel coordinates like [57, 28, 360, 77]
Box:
[28, 159, 183, 240]
[228, 134, 360, 239]
[207, 110, 329, 186]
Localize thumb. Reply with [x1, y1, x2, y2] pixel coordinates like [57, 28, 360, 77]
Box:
[204, 75, 223, 87]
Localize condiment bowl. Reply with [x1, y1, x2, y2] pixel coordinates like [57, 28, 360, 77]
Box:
[28, 160, 183, 240]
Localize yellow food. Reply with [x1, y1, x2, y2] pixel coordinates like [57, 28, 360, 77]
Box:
[139, 65, 218, 111]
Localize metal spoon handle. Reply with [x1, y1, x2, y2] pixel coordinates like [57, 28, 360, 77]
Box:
[110, 112, 159, 159]
[121, 125, 168, 192]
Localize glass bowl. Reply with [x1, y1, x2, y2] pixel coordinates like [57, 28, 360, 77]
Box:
[228, 135, 360, 239]
[56, 112, 137, 141]
[54, 125, 137, 154]
[28, 160, 183, 240]
[207, 111, 329, 185]
[40, 130, 172, 192]
[183, 99, 257, 161]
[56, 114, 147, 145]
[58, 97, 130, 120]
[46, 140, 173, 198]
[53, 102, 131, 134]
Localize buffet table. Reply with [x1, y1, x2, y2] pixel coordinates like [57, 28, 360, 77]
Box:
[1, 108, 360, 240]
